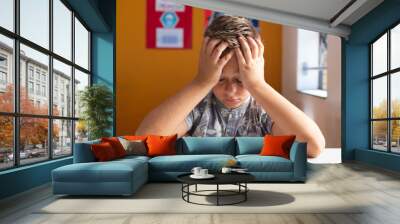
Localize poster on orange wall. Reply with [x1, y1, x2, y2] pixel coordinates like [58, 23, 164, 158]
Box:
[147, 0, 192, 49]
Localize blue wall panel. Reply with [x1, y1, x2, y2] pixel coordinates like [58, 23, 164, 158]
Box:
[0, 158, 72, 199]
[343, 0, 400, 171]
[92, 32, 115, 136]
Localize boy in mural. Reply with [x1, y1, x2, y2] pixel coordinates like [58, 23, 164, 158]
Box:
[136, 15, 325, 157]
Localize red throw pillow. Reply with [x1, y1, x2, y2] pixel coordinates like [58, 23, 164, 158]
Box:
[91, 142, 118, 161]
[260, 135, 296, 159]
[101, 137, 126, 158]
[146, 134, 177, 157]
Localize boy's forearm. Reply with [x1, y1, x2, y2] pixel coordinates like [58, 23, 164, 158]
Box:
[247, 82, 325, 154]
[135, 79, 214, 136]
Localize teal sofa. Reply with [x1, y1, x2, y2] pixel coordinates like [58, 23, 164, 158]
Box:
[52, 137, 307, 196]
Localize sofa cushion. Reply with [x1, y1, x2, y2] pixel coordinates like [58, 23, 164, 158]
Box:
[52, 158, 148, 183]
[149, 154, 235, 172]
[114, 155, 150, 163]
[236, 155, 293, 172]
[179, 137, 236, 155]
[235, 137, 264, 155]
[73, 139, 101, 163]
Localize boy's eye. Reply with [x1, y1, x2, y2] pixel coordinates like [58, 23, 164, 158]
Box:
[235, 79, 242, 84]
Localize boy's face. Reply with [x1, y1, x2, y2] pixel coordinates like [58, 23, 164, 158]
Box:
[212, 55, 251, 109]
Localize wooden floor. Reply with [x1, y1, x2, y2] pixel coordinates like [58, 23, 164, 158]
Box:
[0, 162, 400, 224]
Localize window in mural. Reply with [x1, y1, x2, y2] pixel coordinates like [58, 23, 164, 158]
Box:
[0, 0, 91, 170]
[297, 29, 328, 98]
[370, 23, 400, 154]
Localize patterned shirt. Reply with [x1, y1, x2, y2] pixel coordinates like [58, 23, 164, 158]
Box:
[184, 92, 274, 137]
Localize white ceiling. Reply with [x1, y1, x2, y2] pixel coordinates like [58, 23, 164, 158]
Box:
[226, 0, 353, 22]
[169, 0, 384, 38]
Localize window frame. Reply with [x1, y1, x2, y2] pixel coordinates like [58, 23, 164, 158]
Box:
[0, 0, 92, 171]
[296, 29, 329, 99]
[369, 20, 400, 154]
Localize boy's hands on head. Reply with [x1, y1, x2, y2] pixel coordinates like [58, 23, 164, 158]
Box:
[235, 35, 266, 89]
[194, 36, 234, 87]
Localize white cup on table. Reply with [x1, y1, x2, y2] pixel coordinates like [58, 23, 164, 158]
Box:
[199, 169, 208, 176]
[191, 167, 202, 176]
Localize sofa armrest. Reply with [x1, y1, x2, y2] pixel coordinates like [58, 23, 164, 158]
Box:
[73, 139, 101, 163]
[289, 141, 307, 181]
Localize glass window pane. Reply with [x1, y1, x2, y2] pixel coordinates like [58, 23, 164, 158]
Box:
[53, 59, 72, 117]
[372, 121, 388, 151]
[372, 76, 387, 119]
[53, 0, 72, 60]
[74, 17, 89, 70]
[391, 120, 400, 153]
[0, 0, 14, 31]
[391, 72, 400, 118]
[20, 117, 49, 165]
[0, 34, 14, 112]
[74, 69, 89, 118]
[75, 120, 88, 143]
[20, 44, 49, 115]
[20, 0, 49, 49]
[0, 116, 14, 170]
[53, 119, 72, 158]
[391, 24, 400, 70]
[372, 33, 387, 76]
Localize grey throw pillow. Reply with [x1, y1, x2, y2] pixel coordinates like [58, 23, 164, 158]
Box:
[118, 137, 147, 156]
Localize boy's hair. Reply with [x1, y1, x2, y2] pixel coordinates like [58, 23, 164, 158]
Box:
[204, 15, 259, 49]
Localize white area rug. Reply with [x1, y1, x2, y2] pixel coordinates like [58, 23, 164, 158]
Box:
[36, 183, 362, 214]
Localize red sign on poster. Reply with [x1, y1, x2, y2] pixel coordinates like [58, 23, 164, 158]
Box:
[146, 0, 192, 49]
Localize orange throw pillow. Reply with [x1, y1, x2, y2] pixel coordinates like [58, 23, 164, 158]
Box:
[101, 137, 126, 158]
[146, 134, 177, 157]
[91, 142, 118, 161]
[260, 135, 296, 159]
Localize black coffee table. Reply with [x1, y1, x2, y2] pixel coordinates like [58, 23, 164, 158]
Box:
[177, 172, 255, 206]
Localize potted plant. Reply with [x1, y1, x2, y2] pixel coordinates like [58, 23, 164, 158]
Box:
[79, 84, 113, 140]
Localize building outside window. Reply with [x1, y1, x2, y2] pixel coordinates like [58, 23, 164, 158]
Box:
[28, 67, 34, 80]
[35, 70, 40, 81]
[0, 71, 6, 84]
[0, 54, 7, 67]
[41, 85, 46, 97]
[41, 73, 46, 83]
[35, 83, 40, 95]
[28, 81, 34, 94]
[0, 54, 7, 90]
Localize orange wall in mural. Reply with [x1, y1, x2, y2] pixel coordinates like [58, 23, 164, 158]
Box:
[116, 0, 282, 135]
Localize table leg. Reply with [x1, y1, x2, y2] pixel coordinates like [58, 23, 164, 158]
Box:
[195, 184, 197, 192]
[181, 184, 183, 199]
[217, 184, 219, 206]
[245, 183, 247, 201]
[187, 184, 190, 202]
